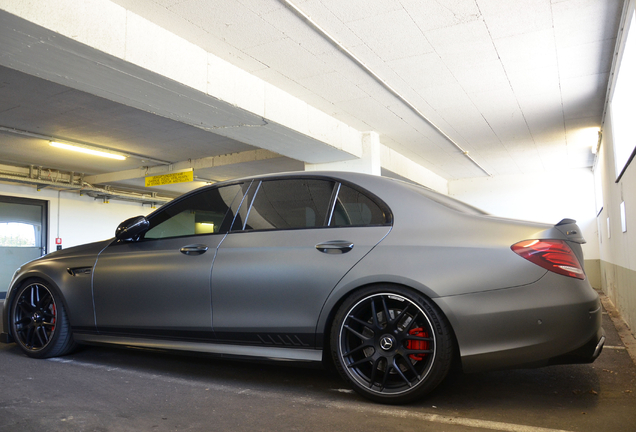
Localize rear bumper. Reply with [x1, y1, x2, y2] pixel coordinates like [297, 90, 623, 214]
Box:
[434, 271, 604, 373]
[547, 327, 605, 366]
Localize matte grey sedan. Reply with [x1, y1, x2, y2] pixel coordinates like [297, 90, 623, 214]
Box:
[0, 171, 604, 403]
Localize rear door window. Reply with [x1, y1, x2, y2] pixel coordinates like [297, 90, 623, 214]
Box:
[238, 179, 336, 231]
[330, 184, 390, 227]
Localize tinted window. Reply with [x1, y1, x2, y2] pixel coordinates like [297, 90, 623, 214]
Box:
[240, 179, 335, 231]
[144, 184, 242, 239]
[331, 184, 388, 227]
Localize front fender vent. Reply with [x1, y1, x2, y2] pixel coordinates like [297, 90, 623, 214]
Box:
[67, 267, 92, 276]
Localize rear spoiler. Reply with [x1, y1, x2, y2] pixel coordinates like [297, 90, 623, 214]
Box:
[554, 219, 586, 244]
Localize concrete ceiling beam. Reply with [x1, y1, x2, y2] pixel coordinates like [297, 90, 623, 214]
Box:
[0, 6, 362, 165]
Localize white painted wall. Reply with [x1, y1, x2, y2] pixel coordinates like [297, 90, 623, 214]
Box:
[588, 0, 636, 336]
[0, 183, 153, 252]
[598, 109, 636, 270]
[448, 169, 600, 260]
[595, 104, 636, 333]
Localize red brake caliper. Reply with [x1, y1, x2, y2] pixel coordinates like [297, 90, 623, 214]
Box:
[407, 328, 429, 361]
[51, 303, 56, 332]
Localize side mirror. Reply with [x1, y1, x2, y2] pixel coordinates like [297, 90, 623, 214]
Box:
[115, 216, 150, 241]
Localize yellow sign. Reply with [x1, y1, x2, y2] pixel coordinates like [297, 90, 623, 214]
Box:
[145, 169, 194, 187]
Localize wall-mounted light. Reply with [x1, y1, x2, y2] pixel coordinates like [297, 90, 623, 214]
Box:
[50, 141, 127, 160]
[571, 127, 601, 155]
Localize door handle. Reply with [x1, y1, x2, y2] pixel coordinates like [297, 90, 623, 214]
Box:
[315, 240, 354, 254]
[180, 244, 209, 255]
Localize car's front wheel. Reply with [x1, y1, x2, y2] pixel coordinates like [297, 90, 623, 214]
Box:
[10, 280, 77, 359]
[331, 285, 453, 404]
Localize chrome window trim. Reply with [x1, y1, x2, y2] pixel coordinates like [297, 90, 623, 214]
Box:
[326, 182, 341, 227]
[242, 180, 262, 230]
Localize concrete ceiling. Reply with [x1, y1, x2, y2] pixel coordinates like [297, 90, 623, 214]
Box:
[0, 0, 625, 197]
[0, 64, 303, 196]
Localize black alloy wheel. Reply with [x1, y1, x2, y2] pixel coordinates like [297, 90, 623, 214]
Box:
[10, 280, 76, 358]
[331, 286, 453, 404]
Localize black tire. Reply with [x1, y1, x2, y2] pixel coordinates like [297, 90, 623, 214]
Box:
[10, 279, 77, 359]
[331, 285, 453, 404]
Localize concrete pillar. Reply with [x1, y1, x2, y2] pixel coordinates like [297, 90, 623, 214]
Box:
[305, 132, 381, 175]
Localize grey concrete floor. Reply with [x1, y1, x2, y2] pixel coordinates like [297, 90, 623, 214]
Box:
[1, 299, 635, 432]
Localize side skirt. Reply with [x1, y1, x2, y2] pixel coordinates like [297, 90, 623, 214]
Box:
[73, 333, 323, 362]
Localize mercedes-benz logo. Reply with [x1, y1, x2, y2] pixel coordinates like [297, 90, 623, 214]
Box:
[380, 336, 394, 351]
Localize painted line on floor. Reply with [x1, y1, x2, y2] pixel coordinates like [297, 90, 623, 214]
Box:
[324, 401, 574, 432]
[47, 357, 573, 432]
[604, 345, 627, 350]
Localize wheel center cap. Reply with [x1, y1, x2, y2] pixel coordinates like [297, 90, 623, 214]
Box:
[32, 312, 41, 322]
[379, 335, 395, 351]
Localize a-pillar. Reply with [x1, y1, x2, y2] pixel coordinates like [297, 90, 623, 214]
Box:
[304, 132, 381, 175]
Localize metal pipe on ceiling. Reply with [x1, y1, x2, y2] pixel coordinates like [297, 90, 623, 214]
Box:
[0, 166, 172, 206]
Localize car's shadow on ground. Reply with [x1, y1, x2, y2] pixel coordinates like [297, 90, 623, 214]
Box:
[3, 342, 601, 412]
[432, 364, 601, 411]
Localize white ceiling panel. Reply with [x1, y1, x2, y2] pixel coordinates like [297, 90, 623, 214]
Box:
[478, 0, 553, 39]
[502, 94, 561, 136]
[171, 0, 283, 51]
[468, 88, 534, 143]
[294, 0, 366, 49]
[388, 53, 457, 92]
[424, 20, 499, 68]
[259, 7, 335, 56]
[411, 82, 471, 112]
[494, 29, 559, 71]
[237, 0, 286, 16]
[399, 0, 482, 33]
[434, 101, 497, 137]
[346, 9, 434, 61]
[453, 60, 510, 94]
[506, 67, 561, 97]
[561, 73, 609, 119]
[474, 150, 522, 176]
[558, 39, 616, 79]
[320, 0, 403, 23]
[552, 0, 624, 48]
[0, 0, 623, 190]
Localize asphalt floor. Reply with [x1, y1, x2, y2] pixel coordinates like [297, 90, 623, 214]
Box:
[0, 293, 635, 432]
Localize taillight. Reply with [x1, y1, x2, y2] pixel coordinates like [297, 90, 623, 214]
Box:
[511, 240, 585, 280]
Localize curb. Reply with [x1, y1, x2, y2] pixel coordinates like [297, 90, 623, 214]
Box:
[599, 291, 636, 366]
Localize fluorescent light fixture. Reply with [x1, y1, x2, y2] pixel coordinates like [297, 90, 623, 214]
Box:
[195, 222, 216, 235]
[50, 141, 126, 160]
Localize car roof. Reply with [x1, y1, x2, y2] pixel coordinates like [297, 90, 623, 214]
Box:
[154, 170, 487, 219]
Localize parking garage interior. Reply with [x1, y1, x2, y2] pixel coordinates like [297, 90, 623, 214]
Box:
[0, 0, 635, 430]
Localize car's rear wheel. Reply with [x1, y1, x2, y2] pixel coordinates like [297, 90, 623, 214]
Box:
[331, 285, 453, 404]
[10, 280, 77, 358]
